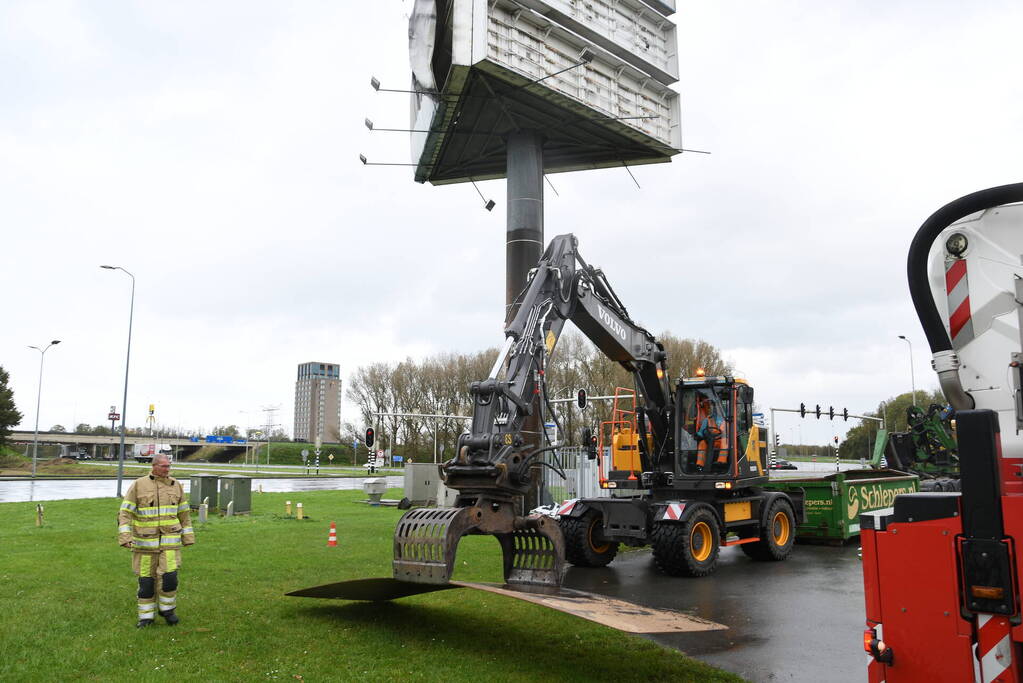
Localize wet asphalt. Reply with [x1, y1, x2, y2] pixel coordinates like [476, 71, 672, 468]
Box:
[563, 540, 868, 683]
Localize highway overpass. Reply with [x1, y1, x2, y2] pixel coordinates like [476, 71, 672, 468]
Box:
[8, 431, 254, 459]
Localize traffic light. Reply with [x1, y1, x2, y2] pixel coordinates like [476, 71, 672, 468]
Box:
[775, 433, 781, 447]
[842, 407, 849, 421]
[581, 427, 598, 460]
[829, 406, 834, 420]
[577, 388, 587, 410]
[815, 404, 821, 419]
[800, 402, 806, 418]
[834, 436, 839, 445]
[365, 427, 375, 448]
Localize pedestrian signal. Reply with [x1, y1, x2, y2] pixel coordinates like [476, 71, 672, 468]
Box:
[365, 427, 375, 448]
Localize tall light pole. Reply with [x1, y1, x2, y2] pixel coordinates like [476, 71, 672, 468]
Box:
[28, 340, 61, 478]
[102, 265, 135, 497]
[898, 335, 916, 407]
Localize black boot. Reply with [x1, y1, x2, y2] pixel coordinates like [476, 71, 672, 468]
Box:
[159, 609, 179, 625]
[136, 619, 155, 628]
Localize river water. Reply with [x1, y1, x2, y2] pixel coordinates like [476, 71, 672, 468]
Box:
[0, 458, 869, 504]
[0, 476, 403, 504]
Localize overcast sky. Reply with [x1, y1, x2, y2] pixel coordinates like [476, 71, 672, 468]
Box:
[4, 1, 1022, 449]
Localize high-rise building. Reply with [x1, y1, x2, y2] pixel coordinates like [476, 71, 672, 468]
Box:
[294, 362, 342, 444]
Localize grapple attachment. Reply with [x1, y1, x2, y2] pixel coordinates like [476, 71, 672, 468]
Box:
[393, 501, 565, 588]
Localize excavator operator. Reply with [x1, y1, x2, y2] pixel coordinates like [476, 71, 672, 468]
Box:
[695, 396, 727, 470]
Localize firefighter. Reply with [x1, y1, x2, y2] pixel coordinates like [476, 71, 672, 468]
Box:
[695, 397, 727, 470]
[117, 454, 195, 628]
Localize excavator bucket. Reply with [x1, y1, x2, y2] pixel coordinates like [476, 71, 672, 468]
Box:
[392, 507, 480, 584]
[392, 505, 565, 587]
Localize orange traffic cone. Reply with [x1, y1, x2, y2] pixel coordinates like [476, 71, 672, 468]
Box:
[327, 521, 338, 547]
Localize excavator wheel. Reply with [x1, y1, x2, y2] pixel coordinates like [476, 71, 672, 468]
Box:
[560, 511, 619, 568]
[651, 507, 720, 577]
[741, 497, 795, 562]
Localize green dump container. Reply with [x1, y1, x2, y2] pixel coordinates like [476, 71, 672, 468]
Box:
[189, 474, 219, 510]
[766, 469, 919, 541]
[219, 474, 252, 515]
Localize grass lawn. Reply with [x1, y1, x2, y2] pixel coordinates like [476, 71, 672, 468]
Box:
[0, 489, 741, 682]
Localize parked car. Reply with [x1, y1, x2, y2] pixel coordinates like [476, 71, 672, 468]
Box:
[770, 458, 798, 470]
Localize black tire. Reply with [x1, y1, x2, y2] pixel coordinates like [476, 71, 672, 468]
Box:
[651, 507, 720, 577]
[560, 512, 619, 567]
[741, 497, 796, 562]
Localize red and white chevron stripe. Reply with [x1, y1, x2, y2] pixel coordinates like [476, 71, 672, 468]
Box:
[662, 503, 685, 521]
[557, 499, 578, 517]
[976, 613, 1018, 682]
[946, 258, 975, 349]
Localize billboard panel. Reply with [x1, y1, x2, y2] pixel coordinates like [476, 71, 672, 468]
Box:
[409, 0, 682, 185]
[511, 0, 678, 85]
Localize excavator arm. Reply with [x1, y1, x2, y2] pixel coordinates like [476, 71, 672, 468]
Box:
[446, 233, 673, 497]
[392, 233, 673, 589]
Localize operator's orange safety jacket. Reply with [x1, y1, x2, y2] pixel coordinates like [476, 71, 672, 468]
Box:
[117, 475, 195, 551]
[695, 401, 727, 468]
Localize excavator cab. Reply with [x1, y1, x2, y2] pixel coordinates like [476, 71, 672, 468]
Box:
[674, 377, 767, 483]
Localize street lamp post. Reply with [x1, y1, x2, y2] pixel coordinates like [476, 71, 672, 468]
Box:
[28, 340, 61, 478]
[101, 265, 135, 497]
[898, 335, 916, 407]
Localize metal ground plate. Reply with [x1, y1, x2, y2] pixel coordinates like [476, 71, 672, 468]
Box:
[286, 577, 724, 634]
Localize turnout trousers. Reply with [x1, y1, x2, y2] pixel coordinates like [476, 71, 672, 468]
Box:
[132, 549, 181, 621]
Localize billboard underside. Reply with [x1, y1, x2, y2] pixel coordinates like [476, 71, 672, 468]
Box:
[415, 64, 677, 185]
[411, 0, 681, 185]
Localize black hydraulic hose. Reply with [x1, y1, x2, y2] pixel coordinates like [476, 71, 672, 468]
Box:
[908, 183, 1023, 353]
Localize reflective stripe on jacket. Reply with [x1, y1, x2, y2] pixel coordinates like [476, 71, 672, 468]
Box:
[117, 475, 195, 551]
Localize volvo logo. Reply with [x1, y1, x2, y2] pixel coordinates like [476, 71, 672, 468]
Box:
[597, 304, 628, 341]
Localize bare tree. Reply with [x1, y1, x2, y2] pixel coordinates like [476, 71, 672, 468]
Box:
[342, 332, 730, 459]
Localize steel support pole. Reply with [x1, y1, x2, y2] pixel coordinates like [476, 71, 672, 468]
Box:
[506, 130, 544, 510]
[506, 130, 545, 322]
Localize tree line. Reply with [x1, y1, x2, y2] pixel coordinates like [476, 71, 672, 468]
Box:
[343, 330, 733, 462]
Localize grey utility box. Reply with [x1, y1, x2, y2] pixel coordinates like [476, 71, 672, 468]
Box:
[403, 463, 457, 506]
[403, 463, 440, 506]
[189, 474, 219, 510]
[219, 475, 252, 515]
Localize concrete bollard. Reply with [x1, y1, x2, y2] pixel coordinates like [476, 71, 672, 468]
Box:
[258, 484, 264, 494]
[285, 500, 292, 516]
[226, 500, 235, 517]
[198, 503, 208, 524]
[296, 502, 304, 520]
[35, 504, 44, 527]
